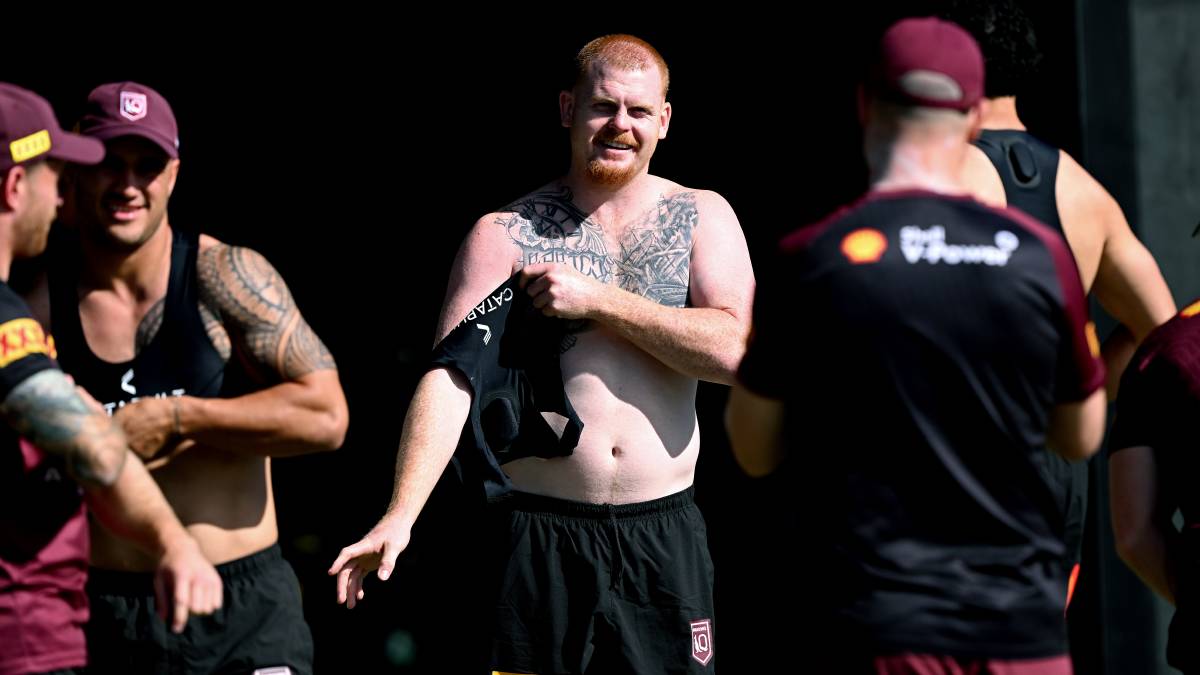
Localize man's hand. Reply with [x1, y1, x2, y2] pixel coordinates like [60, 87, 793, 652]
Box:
[113, 397, 182, 461]
[328, 516, 412, 609]
[154, 535, 223, 633]
[518, 263, 609, 320]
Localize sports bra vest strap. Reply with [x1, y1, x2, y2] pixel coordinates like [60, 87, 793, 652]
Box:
[974, 129, 1064, 235]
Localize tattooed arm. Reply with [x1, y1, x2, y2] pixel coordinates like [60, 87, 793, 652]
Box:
[2, 369, 127, 486]
[1, 370, 223, 631]
[116, 238, 348, 458]
[188, 238, 347, 456]
[519, 189, 754, 384]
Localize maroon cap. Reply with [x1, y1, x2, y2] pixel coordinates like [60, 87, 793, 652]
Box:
[871, 17, 984, 111]
[0, 83, 104, 171]
[78, 82, 179, 158]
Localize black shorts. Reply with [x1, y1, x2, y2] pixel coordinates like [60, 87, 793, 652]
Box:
[490, 487, 717, 674]
[84, 544, 313, 675]
[1033, 450, 1088, 572]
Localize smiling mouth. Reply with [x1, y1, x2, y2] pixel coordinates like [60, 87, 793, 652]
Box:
[597, 139, 636, 151]
[104, 202, 145, 221]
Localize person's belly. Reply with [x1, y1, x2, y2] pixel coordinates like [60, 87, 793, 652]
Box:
[89, 450, 278, 570]
[503, 327, 700, 505]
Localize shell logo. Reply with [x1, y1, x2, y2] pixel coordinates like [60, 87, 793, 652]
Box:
[841, 228, 888, 264]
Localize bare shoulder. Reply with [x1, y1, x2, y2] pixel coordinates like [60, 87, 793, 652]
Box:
[434, 188, 561, 342]
[693, 188, 738, 223]
[655, 181, 741, 234]
[961, 144, 1008, 208]
[193, 237, 336, 378]
[194, 238, 288, 307]
[197, 233, 223, 253]
[653, 177, 733, 214]
[1056, 150, 1124, 225]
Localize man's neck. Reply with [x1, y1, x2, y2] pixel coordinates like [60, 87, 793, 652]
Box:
[869, 133, 970, 196]
[79, 220, 173, 302]
[981, 96, 1026, 131]
[0, 256, 12, 284]
[562, 168, 657, 225]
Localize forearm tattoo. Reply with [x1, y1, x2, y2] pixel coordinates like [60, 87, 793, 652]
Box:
[0, 369, 127, 486]
[197, 244, 336, 380]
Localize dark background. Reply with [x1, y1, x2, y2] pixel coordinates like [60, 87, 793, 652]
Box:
[13, 4, 1089, 672]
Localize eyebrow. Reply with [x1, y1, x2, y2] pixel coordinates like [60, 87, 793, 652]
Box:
[588, 96, 657, 113]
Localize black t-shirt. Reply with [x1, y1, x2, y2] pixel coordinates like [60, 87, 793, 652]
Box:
[1110, 300, 1200, 672]
[0, 279, 85, 584]
[430, 275, 583, 501]
[0, 283, 56, 397]
[739, 189, 1103, 659]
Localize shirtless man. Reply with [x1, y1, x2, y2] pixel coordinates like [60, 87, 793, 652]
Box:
[0, 82, 220, 675]
[32, 82, 348, 675]
[947, 0, 1176, 604]
[331, 35, 754, 674]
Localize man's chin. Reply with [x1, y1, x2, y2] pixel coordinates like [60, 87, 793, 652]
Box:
[585, 159, 639, 188]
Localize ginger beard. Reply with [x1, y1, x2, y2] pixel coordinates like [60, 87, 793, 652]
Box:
[585, 131, 643, 187]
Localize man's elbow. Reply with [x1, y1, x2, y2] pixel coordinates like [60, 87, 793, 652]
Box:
[710, 354, 743, 386]
[318, 398, 350, 451]
[709, 320, 749, 385]
[305, 389, 349, 452]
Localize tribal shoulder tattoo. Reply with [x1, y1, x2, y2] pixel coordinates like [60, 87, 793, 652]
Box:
[197, 244, 336, 380]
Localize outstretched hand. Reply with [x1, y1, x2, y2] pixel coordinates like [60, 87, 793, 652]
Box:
[328, 517, 412, 609]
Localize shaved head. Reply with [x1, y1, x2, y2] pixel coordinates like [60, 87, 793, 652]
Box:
[573, 34, 670, 99]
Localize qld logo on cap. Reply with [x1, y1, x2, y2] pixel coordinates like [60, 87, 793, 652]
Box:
[120, 91, 148, 121]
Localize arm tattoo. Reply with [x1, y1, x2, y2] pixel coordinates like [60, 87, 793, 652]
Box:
[197, 244, 337, 380]
[0, 370, 127, 487]
[134, 298, 166, 355]
[198, 301, 232, 361]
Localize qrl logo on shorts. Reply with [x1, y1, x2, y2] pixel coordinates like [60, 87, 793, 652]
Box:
[690, 619, 713, 666]
[120, 91, 148, 121]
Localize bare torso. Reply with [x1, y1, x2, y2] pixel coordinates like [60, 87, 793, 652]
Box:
[490, 179, 704, 504]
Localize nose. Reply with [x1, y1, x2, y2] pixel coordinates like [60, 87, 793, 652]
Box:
[112, 169, 143, 198]
[608, 108, 633, 132]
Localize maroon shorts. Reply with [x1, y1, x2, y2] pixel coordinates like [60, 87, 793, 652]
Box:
[872, 653, 1072, 675]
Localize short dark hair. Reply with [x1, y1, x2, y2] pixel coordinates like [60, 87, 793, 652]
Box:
[943, 0, 1042, 98]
